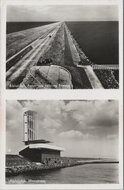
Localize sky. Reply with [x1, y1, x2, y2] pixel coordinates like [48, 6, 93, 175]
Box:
[7, 4, 118, 22]
[6, 100, 119, 159]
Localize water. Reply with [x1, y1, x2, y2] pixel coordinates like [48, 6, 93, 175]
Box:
[6, 163, 118, 184]
[66, 21, 118, 65]
[6, 22, 56, 34]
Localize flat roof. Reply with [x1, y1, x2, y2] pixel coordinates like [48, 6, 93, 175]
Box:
[29, 143, 64, 151]
[24, 139, 51, 144]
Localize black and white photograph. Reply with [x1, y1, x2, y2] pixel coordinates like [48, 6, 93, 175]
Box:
[6, 2, 119, 89]
[0, 0, 123, 189]
[6, 100, 119, 184]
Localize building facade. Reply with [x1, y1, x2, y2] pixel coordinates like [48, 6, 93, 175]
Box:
[20, 110, 64, 163]
[19, 145, 61, 163]
[23, 110, 37, 142]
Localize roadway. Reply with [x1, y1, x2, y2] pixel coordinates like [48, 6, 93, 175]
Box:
[6, 22, 62, 88]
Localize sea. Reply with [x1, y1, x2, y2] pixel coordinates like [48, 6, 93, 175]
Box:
[6, 163, 118, 184]
[7, 21, 118, 65]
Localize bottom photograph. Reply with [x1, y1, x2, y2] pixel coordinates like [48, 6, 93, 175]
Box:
[6, 100, 119, 184]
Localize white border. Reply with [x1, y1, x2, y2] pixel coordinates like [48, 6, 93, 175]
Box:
[0, 0, 123, 189]
[6, 0, 120, 5]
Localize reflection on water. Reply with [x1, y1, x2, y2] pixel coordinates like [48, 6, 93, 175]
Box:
[6, 163, 118, 184]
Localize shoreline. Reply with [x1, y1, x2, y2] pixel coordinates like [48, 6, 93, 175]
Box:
[6, 159, 118, 177]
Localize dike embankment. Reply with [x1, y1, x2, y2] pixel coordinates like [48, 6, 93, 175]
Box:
[6, 22, 119, 89]
[6, 161, 82, 177]
[6, 155, 118, 177]
[6, 160, 81, 177]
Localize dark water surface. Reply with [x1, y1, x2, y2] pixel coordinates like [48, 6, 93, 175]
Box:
[6, 22, 57, 34]
[6, 163, 118, 184]
[66, 21, 118, 65]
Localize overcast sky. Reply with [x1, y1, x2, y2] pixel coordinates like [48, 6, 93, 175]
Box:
[7, 5, 118, 22]
[6, 100, 118, 159]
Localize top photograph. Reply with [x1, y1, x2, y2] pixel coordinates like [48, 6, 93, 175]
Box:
[6, 3, 119, 89]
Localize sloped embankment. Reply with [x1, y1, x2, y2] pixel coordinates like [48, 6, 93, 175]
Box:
[37, 24, 65, 66]
[6, 155, 118, 177]
[36, 24, 92, 89]
[6, 23, 59, 59]
[94, 69, 119, 89]
[6, 155, 83, 176]
[63, 25, 92, 89]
